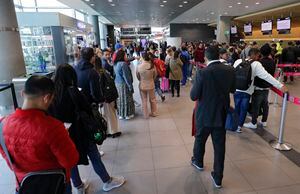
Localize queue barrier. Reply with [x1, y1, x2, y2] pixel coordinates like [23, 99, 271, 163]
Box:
[0, 83, 19, 110]
[268, 87, 300, 151]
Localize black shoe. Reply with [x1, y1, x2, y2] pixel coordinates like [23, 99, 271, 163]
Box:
[172, 94, 174, 97]
[177, 94, 180, 97]
[112, 132, 122, 138]
[191, 158, 203, 171]
[210, 172, 222, 188]
[161, 96, 166, 102]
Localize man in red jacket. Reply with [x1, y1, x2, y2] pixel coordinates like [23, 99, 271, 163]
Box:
[0, 76, 79, 191]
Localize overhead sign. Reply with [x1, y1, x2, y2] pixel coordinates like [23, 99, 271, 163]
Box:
[121, 28, 136, 35]
[137, 27, 151, 34]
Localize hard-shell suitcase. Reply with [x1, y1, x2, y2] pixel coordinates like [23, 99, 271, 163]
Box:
[161, 77, 169, 93]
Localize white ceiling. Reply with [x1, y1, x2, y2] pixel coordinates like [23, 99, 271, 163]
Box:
[171, 0, 300, 24]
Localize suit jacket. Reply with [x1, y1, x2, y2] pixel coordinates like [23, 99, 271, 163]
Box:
[190, 61, 235, 133]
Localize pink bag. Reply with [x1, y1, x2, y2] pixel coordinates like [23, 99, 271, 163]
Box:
[161, 77, 169, 92]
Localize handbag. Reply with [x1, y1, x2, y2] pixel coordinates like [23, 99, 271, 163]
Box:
[0, 122, 66, 194]
[68, 87, 107, 145]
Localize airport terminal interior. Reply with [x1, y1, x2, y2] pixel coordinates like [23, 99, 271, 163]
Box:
[1, 0, 300, 194]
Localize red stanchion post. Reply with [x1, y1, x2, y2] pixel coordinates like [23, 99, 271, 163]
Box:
[270, 92, 292, 151]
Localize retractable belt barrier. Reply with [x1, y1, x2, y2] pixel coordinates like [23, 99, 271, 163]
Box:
[277, 64, 300, 68]
[277, 64, 300, 77]
[271, 87, 300, 106]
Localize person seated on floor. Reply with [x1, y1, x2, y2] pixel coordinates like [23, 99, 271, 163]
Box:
[0, 76, 79, 193]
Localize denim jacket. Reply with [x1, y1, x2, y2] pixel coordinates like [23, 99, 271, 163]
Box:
[114, 61, 134, 91]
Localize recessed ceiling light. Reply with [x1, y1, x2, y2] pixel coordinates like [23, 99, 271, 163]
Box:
[183, 1, 188, 3]
[90, 3, 94, 6]
[245, 5, 249, 8]
[160, 4, 164, 7]
[108, 0, 113, 2]
[179, 4, 183, 7]
[163, 0, 167, 3]
[210, 12, 214, 14]
[256, 2, 260, 5]
[224, 12, 228, 15]
[228, 5, 233, 8]
[111, 3, 115, 6]
[237, 2, 241, 5]
[85, 0, 90, 2]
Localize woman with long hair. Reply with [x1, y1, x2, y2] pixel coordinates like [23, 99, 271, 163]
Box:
[94, 57, 122, 138]
[136, 52, 158, 118]
[50, 64, 125, 194]
[114, 50, 135, 120]
[169, 50, 183, 97]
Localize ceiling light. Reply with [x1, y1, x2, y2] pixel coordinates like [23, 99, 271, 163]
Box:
[237, 2, 241, 5]
[245, 5, 249, 8]
[179, 4, 183, 7]
[224, 12, 228, 15]
[111, 3, 115, 6]
[85, 0, 90, 2]
[183, 1, 188, 3]
[256, 2, 260, 5]
[210, 12, 214, 14]
[228, 5, 232, 8]
[163, 0, 167, 3]
[108, 0, 113, 2]
[160, 4, 164, 7]
[90, 3, 94, 6]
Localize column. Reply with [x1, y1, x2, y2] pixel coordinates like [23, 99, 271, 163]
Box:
[216, 16, 232, 44]
[51, 26, 66, 65]
[0, 0, 26, 107]
[90, 15, 100, 46]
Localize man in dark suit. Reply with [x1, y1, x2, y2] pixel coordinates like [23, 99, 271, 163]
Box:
[190, 46, 235, 188]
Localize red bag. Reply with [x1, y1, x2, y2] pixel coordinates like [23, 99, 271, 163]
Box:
[160, 77, 169, 92]
[153, 58, 166, 77]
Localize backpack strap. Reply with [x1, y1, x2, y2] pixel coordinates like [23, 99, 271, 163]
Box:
[0, 121, 21, 187]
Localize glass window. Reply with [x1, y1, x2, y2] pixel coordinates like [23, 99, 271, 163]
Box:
[23, 8, 37, 12]
[38, 8, 75, 18]
[20, 0, 36, 7]
[15, 7, 23, 12]
[36, 0, 68, 8]
[14, 0, 21, 6]
[75, 11, 85, 22]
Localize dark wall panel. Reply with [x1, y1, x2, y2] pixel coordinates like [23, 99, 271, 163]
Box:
[170, 23, 215, 42]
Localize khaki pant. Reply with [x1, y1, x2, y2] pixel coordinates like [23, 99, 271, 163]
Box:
[102, 101, 119, 135]
[140, 89, 158, 118]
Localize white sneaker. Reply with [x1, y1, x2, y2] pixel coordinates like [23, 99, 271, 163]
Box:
[260, 122, 267, 127]
[235, 127, 242, 133]
[243, 122, 257, 129]
[76, 181, 89, 194]
[103, 176, 125, 192]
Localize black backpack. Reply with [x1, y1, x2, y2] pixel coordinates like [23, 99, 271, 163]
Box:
[235, 60, 253, 90]
[0, 122, 66, 194]
[100, 70, 119, 103]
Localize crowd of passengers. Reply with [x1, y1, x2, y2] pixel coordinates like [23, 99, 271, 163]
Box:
[1, 38, 299, 193]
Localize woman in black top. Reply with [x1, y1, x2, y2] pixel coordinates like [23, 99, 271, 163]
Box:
[50, 64, 125, 193]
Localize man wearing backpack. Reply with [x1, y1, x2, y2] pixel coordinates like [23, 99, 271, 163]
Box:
[0, 76, 79, 193]
[233, 48, 288, 133]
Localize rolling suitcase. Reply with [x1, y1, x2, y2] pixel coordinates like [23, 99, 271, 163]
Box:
[161, 77, 169, 93]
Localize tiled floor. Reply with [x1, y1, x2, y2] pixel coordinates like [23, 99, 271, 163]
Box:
[0, 66, 300, 193]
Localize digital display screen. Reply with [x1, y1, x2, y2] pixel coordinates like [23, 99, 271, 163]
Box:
[244, 23, 252, 33]
[277, 17, 291, 30]
[261, 20, 272, 31]
[231, 26, 237, 34]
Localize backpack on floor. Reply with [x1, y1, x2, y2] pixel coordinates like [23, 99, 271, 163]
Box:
[235, 60, 253, 90]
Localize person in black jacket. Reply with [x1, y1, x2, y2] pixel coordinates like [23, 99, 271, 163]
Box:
[190, 46, 235, 188]
[75, 47, 105, 104]
[282, 42, 297, 83]
[50, 64, 125, 193]
[244, 44, 276, 129]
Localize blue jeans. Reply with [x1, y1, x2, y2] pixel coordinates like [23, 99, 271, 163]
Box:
[181, 63, 188, 85]
[65, 143, 111, 194]
[188, 63, 193, 78]
[234, 91, 251, 127]
[155, 77, 164, 97]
